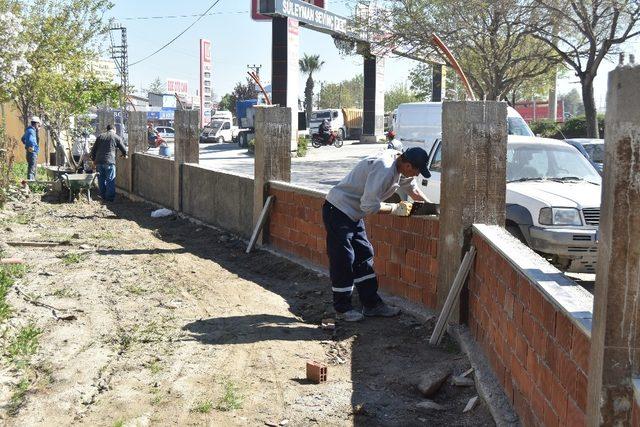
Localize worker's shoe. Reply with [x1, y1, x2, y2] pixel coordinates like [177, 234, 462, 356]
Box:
[363, 302, 401, 317]
[336, 309, 365, 322]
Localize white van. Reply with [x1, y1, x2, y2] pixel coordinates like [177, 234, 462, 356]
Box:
[393, 102, 533, 153]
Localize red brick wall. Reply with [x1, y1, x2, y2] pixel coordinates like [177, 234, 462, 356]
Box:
[633, 391, 640, 427]
[267, 183, 440, 309]
[469, 233, 590, 426]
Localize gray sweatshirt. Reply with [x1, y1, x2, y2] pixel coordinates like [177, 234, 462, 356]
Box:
[326, 150, 419, 221]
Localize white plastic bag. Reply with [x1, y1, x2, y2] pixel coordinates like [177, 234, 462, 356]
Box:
[150, 208, 174, 218]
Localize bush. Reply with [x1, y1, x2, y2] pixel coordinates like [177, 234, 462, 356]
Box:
[0, 123, 18, 208]
[297, 135, 309, 157]
[247, 138, 255, 154]
[560, 114, 605, 138]
[529, 119, 562, 139]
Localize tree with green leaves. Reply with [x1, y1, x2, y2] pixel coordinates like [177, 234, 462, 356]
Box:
[144, 77, 165, 95]
[0, 1, 30, 103]
[318, 75, 364, 109]
[525, 0, 640, 137]
[408, 63, 468, 101]
[12, 0, 119, 154]
[360, 0, 560, 101]
[384, 83, 419, 112]
[560, 88, 584, 117]
[217, 77, 259, 114]
[299, 54, 324, 124]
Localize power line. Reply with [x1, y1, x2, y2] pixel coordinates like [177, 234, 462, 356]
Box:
[122, 10, 247, 20]
[129, 0, 221, 67]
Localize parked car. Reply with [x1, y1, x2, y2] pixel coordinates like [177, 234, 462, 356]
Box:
[156, 126, 175, 143]
[564, 138, 604, 173]
[422, 136, 602, 273]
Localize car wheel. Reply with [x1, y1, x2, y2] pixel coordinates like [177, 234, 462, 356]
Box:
[506, 224, 526, 244]
[338, 128, 345, 140]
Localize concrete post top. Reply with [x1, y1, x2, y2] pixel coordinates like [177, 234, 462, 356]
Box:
[606, 65, 640, 122]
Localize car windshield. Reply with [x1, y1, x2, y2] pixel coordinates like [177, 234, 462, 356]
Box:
[507, 144, 601, 183]
[583, 143, 605, 163]
[311, 111, 331, 120]
[209, 120, 223, 132]
[508, 117, 534, 136]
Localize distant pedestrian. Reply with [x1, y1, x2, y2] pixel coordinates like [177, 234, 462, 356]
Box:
[21, 116, 42, 180]
[147, 122, 159, 148]
[72, 131, 91, 172]
[90, 124, 127, 202]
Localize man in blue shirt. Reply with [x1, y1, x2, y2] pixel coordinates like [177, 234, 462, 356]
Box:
[21, 116, 41, 180]
[323, 147, 432, 322]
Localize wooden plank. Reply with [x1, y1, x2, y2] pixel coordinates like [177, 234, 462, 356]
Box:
[246, 195, 275, 254]
[429, 246, 476, 346]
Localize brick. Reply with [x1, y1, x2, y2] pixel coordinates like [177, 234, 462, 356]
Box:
[522, 311, 535, 345]
[544, 336, 558, 371]
[505, 291, 515, 320]
[517, 274, 531, 310]
[573, 369, 588, 412]
[566, 397, 587, 427]
[570, 328, 590, 373]
[400, 266, 416, 284]
[404, 285, 422, 304]
[550, 375, 568, 423]
[532, 320, 547, 357]
[556, 349, 577, 397]
[514, 387, 535, 426]
[514, 300, 524, 329]
[555, 313, 574, 353]
[386, 261, 400, 278]
[543, 398, 560, 427]
[541, 298, 557, 334]
[515, 333, 528, 365]
[529, 288, 544, 322]
[306, 361, 327, 384]
[531, 386, 546, 422]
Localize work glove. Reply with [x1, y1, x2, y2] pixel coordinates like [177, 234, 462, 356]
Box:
[390, 201, 413, 217]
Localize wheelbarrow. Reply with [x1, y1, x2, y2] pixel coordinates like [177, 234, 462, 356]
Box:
[60, 173, 98, 202]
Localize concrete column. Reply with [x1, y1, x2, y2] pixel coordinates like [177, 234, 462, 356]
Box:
[271, 16, 298, 150]
[431, 64, 446, 102]
[253, 106, 292, 245]
[96, 110, 114, 135]
[361, 55, 385, 143]
[127, 111, 147, 194]
[437, 101, 508, 320]
[173, 110, 200, 212]
[587, 65, 640, 426]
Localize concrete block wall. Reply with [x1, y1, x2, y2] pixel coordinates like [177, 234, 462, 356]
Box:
[115, 154, 130, 191]
[469, 225, 593, 426]
[267, 181, 440, 309]
[134, 153, 175, 208]
[182, 164, 254, 238]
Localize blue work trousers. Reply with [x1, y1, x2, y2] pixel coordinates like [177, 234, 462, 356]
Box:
[26, 151, 37, 180]
[96, 163, 116, 202]
[322, 201, 381, 313]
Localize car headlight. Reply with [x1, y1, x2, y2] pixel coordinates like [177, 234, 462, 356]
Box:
[539, 207, 582, 226]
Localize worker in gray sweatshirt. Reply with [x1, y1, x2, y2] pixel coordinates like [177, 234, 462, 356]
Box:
[323, 147, 432, 322]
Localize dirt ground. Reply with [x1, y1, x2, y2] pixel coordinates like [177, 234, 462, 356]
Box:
[0, 191, 495, 426]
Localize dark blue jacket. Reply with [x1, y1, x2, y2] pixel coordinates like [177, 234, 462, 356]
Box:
[21, 126, 39, 153]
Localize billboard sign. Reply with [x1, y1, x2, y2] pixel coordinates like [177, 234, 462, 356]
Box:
[260, 0, 348, 35]
[200, 39, 212, 127]
[253, 0, 324, 21]
[166, 79, 188, 97]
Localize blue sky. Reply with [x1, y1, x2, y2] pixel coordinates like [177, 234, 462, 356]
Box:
[106, 0, 631, 109]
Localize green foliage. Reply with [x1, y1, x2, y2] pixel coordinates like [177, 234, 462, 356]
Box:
[529, 114, 605, 139]
[318, 75, 363, 109]
[561, 88, 584, 117]
[217, 381, 243, 411]
[59, 252, 87, 265]
[529, 119, 562, 139]
[12, 162, 47, 183]
[145, 77, 166, 96]
[384, 83, 419, 112]
[7, 378, 29, 416]
[247, 138, 255, 154]
[0, 118, 18, 207]
[299, 54, 325, 123]
[192, 400, 214, 414]
[297, 135, 309, 157]
[217, 93, 235, 113]
[7, 324, 43, 362]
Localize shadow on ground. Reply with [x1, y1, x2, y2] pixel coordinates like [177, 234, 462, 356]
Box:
[104, 197, 495, 426]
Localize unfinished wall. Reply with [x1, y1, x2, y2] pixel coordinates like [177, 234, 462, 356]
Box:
[182, 165, 254, 238]
[469, 225, 593, 426]
[115, 154, 130, 191]
[134, 153, 174, 208]
[267, 181, 440, 309]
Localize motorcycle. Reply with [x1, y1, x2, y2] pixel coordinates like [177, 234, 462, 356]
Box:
[311, 130, 344, 148]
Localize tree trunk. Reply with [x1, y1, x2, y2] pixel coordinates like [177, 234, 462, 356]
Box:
[581, 75, 599, 138]
[305, 75, 314, 127]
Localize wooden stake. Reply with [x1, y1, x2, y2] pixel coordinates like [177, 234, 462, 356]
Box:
[429, 246, 476, 346]
[246, 195, 275, 254]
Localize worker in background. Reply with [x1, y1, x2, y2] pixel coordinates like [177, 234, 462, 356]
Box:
[323, 147, 433, 322]
[21, 116, 41, 180]
[90, 124, 127, 202]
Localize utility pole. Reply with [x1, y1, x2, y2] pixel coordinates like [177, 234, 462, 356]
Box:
[247, 64, 262, 77]
[109, 24, 129, 137]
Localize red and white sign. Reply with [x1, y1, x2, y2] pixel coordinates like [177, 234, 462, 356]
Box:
[166, 79, 188, 97]
[252, 0, 325, 21]
[200, 39, 212, 127]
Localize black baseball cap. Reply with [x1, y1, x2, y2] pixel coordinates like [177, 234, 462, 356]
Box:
[403, 147, 431, 178]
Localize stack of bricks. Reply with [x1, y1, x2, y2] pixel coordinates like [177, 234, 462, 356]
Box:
[267, 184, 440, 310]
[468, 233, 590, 426]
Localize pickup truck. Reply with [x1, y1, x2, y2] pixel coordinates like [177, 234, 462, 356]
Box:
[199, 118, 240, 144]
[422, 136, 602, 273]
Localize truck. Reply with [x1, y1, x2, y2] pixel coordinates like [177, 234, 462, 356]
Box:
[308, 108, 363, 140]
[235, 99, 259, 148]
[199, 110, 240, 144]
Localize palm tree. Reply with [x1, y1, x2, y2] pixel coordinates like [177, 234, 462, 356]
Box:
[299, 54, 324, 126]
